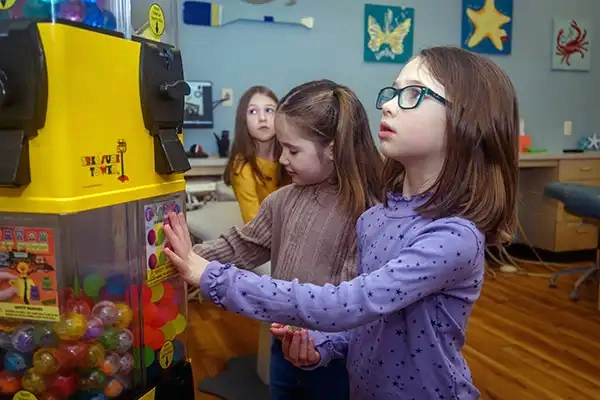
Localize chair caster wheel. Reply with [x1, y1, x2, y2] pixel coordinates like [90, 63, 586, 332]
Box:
[549, 278, 557, 288]
[569, 291, 579, 301]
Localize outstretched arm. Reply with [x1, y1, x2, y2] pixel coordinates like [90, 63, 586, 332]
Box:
[199, 220, 484, 332]
[306, 330, 349, 369]
[193, 192, 275, 270]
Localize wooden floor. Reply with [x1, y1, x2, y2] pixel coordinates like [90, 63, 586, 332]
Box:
[187, 266, 600, 399]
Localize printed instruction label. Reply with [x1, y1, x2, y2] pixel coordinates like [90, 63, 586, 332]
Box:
[0, 227, 60, 322]
[144, 199, 181, 286]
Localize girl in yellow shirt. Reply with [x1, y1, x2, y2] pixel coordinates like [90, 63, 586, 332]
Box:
[224, 86, 289, 223]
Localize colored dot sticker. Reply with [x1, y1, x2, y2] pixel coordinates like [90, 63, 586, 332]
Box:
[83, 274, 105, 298]
[156, 249, 167, 265]
[148, 253, 157, 269]
[154, 224, 165, 245]
[160, 321, 176, 341]
[147, 229, 156, 245]
[13, 391, 37, 400]
[150, 283, 164, 302]
[134, 346, 156, 368]
[172, 339, 185, 362]
[159, 340, 174, 369]
[173, 314, 187, 335]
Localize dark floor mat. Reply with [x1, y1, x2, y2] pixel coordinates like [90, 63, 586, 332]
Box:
[198, 355, 269, 399]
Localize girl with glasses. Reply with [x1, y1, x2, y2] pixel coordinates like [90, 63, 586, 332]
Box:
[164, 46, 519, 399]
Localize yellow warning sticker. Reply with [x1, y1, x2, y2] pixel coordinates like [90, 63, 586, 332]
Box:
[148, 3, 165, 37]
[0, 0, 17, 11]
[159, 340, 174, 369]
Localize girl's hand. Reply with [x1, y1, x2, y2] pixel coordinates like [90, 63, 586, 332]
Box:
[269, 323, 298, 340]
[281, 329, 321, 367]
[163, 212, 209, 287]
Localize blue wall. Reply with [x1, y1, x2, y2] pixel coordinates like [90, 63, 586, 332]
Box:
[178, 0, 600, 155]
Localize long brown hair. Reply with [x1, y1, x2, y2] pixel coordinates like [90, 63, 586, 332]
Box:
[223, 86, 288, 186]
[277, 80, 384, 221]
[382, 46, 519, 244]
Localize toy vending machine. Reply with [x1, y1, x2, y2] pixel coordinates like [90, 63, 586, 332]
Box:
[0, 1, 194, 399]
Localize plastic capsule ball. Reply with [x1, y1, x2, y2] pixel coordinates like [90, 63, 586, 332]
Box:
[0, 370, 21, 394]
[39, 392, 61, 400]
[79, 368, 106, 390]
[49, 370, 78, 398]
[55, 341, 88, 368]
[91, 301, 118, 326]
[0, 319, 21, 333]
[76, 391, 108, 400]
[85, 342, 106, 368]
[0, 332, 15, 351]
[11, 324, 36, 353]
[114, 328, 133, 353]
[53, 312, 87, 341]
[97, 327, 119, 351]
[22, 368, 47, 394]
[118, 352, 133, 375]
[33, 348, 60, 375]
[4, 351, 32, 373]
[84, 317, 105, 341]
[82, 1, 103, 27]
[66, 297, 92, 317]
[103, 376, 124, 398]
[100, 352, 120, 376]
[114, 303, 132, 329]
[34, 324, 59, 347]
[57, 0, 85, 22]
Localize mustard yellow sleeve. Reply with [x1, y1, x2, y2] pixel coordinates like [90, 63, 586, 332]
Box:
[231, 163, 261, 224]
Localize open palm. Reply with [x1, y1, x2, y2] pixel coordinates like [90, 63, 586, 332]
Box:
[163, 212, 209, 286]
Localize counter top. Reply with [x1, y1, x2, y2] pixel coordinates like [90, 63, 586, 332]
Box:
[519, 152, 600, 161]
[185, 152, 600, 177]
[188, 157, 228, 167]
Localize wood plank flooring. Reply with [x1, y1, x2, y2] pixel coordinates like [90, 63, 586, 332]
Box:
[187, 267, 600, 399]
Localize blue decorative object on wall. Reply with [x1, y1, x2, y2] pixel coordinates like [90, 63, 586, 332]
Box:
[363, 4, 414, 64]
[461, 0, 513, 55]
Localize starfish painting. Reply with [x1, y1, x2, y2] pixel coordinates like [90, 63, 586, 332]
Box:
[462, 0, 513, 54]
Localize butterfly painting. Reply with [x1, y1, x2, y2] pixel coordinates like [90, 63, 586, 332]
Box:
[364, 4, 414, 64]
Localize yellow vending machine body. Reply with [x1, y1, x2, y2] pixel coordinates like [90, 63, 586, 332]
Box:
[0, 1, 194, 398]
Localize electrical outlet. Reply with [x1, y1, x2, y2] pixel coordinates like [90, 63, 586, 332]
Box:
[564, 120, 573, 136]
[221, 88, 233, 107]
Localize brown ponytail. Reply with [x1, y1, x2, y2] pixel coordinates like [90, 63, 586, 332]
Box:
[277, 80, 384, 220]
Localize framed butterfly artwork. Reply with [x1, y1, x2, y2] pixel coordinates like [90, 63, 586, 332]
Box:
[363, 4, 414, 64]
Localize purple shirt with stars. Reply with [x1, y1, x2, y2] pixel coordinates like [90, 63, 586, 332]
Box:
[199, 193, 485, 399]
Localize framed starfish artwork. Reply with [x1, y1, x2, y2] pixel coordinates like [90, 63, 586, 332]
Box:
[552, 18, 591, 71]
[461, 0, 513, 55]
[363, 4, 414, 64]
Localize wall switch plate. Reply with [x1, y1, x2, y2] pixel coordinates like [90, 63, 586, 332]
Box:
[519, 118, 525, 135]
[564, 120, 573, 136]
[221, 89, 233, 107]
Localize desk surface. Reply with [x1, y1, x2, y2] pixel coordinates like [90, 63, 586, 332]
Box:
[186, 152, 600, 177]
[520, 152, 600, 161]
[189, 158, 228, 167]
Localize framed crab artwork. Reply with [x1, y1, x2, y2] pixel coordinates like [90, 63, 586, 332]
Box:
[552, 18, 592, 71]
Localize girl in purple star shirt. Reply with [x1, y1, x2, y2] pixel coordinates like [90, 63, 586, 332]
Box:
[164, 46, 519, 399]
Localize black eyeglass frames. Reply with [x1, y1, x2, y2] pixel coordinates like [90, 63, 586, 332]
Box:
[375, 85, 446, 110]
